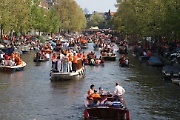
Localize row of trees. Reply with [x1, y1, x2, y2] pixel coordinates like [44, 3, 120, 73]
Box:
[112, 0, 180, 40]
[0, 0, 87, 36]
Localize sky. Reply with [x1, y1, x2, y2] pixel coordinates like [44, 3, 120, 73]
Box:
[75, 0, 117, 13]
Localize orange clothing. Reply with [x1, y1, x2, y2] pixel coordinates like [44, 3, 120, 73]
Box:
[92, 93, 101, 98]
[52, 54, 57, 61]
[83, 53, 87, 59]
[77, 53, 81, 58]
[15, 57, 22, 65]
[87, 89, 94, 99]
[68, 54, 73, 62]
[73, 55, 78, 63]
[11, 53, 15, 59]
[88, 89, 94, 95]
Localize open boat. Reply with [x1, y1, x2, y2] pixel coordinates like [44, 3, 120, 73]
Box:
[171, 78, 180, 85]
[84, 62, 104, 67]
[0, 61, 26, 72]
[148, 56, 163, 67]
[50, 58, 85, 81]
[84, 93, 130, 120]
[101, 55, 116, 61]
[162, 65, 180, 80]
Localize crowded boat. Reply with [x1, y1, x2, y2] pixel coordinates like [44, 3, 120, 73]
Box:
[0, 51, 26, 72]
[84, 83, 130, 120]
[50, 49, 85, 81]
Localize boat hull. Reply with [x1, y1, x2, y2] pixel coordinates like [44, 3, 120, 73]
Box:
[171, 78, 180, 85]
[85, 106, 129, 120]
[0, 61, 26, 72]
[50, 67, 85, 81]
[162, 65, 180, 80]
[102, 56, 116, 61]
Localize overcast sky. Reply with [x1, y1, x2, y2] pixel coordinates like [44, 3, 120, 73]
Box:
[75, 0, 117, 13]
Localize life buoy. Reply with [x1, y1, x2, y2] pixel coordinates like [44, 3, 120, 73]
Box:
[84, 109, 89, 120]
[126, 110, 130, 120]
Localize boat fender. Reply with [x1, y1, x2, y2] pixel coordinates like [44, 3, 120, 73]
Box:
[126, 110, 130, 120]
[84, 109, 89, 120]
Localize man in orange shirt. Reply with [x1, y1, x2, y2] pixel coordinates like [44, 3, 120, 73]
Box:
[68, 53, 73, 72]
[72, 53, 78, 72]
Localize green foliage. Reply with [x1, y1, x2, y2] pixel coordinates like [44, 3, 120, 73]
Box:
[112, 0, 180, 40]
[0, 0, 86, 34]
[55, 0, 86, 32]
[87, 12, 105, 29]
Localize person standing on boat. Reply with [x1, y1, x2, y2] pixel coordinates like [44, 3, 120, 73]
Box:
[57, 51, 64, 72]
[67, 52, 73, 72]
[82, 52, 87, 66]
[113, 82, 125, 99]
[72, 52, 78, 72]
[52, 53, 57, 71]
[62, 54, 68, 72]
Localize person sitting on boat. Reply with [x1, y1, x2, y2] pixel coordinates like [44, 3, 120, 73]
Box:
[110, 95, 123, 107]
[84, 59, 89, 65]
[143, 50, 147, 56]
[87, 98, 100, 107]
[97, 87, 103, 94]
[0, 51, 4, 61]
[8, 58, 15, 66]
[99, 56, 105, 63]
[90, 58, 95, 65]
[125, 57, 129, 66]
[92, 90, 101, 99]
[120, 54, 125, 64]
[4, 53, 9, 60]
[15, 55, 22, 65]
[87, 84, 95, 100]
[10, 52, 15, 61]
[95, 59, 101, 64]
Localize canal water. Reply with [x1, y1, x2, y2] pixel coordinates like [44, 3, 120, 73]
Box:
[0, 43, 179, 120]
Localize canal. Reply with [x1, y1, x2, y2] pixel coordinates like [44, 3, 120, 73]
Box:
[0, 43, 179, 120]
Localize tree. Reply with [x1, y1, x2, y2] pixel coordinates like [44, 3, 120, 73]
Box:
[111, 0, 180, 40]
[87, 12, 105, 29]
[55, 0, 86, 32]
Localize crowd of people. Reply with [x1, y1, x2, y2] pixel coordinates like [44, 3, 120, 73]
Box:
[51, 49, 87, 73]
